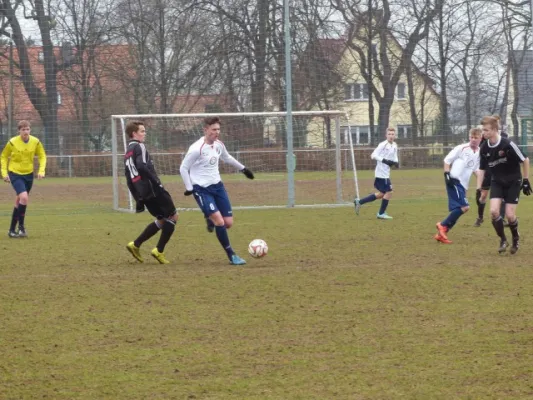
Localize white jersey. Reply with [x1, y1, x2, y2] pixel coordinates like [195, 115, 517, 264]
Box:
[179, 137, 245, 190]
[444, 143, 480, 190]
[371, 140, 398, 179]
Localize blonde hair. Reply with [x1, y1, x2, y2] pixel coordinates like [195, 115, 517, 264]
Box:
[469, 127, 482, 138]
[481, 116, 499, 131]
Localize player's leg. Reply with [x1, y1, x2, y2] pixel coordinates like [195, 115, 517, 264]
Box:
[503, 181, 521, 254]
[474, 186, 489, 227]
[126, 198, 162, 263]
[8, 173, 29, 237]
[196, 184, 244, 265]
[16, 175, 32, 237]
[205, 216, 215, 233]
[215, 185, 245, 265]
[377, 179, 393, 219]
[489, 182, 508, 252]
[8, 196, 20, 238]
[500, 200, 508, 226]
[152, 191, 179, 264]
[436, 184, 468, 243]
[355, 178, 382, 214]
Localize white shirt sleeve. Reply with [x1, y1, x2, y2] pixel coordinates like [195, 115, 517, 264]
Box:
[179, 146, 200, 191]
[444, 145, 460, 166]
[220, 143, 245, 170]
[392, 144, 398, 163]
[371, 142, 386, 162]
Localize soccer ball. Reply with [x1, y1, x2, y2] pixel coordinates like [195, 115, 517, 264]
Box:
[248, 239, 268, 258]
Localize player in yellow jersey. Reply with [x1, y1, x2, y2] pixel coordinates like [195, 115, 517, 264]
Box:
[1, 120, 47, 238]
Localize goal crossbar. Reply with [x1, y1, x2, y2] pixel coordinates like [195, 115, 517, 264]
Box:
[111, 110, 355, 212]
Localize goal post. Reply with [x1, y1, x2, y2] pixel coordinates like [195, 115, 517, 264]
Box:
[111, 111, 355, 211]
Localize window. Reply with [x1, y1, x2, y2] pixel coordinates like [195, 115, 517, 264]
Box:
[342, 126, 371, 145]
[397, 83, 406, 99]
[57, 93, 62, 105]
[38, 52, 44, 63]
[344, 83, 369, 101]
[397, 125, 412, 139]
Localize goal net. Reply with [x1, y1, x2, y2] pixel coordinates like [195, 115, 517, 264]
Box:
[111, 111, 355, 211]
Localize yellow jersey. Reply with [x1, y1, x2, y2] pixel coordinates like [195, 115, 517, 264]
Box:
[1, 135, 47, 177]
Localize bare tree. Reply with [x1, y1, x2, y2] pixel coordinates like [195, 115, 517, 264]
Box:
[0, 0, 77, 154]
[332, 0, 442, 145]
[51, 0, 118, 152]
[111, 0, 221, 114]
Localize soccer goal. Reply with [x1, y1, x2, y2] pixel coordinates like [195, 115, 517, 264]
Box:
[111, 111, 356, 212]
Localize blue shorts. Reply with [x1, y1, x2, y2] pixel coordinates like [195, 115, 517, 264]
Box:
[193, 182, 233, 218]
[374, 178, 392, 194]
[9, 172, 34, 195]
[447, 183, 469, 211]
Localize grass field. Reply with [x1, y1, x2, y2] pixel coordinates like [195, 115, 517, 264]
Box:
[2, 169, 533, 399]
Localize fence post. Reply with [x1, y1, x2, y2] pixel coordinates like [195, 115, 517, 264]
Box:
[68, 155, 72, 177]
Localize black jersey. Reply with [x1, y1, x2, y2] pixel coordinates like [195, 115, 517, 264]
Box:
[124, 140, 162, 201]
[479, 137, 527, 184]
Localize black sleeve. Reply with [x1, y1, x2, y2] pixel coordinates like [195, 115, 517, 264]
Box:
[126, 180, 141, 201]
[508, 141, 528, 162]
[479, 143, 487, 170]
[133, 144, 160, 185]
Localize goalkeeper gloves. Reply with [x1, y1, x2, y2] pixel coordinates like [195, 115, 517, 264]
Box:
[184, 190, 194, 196]
[444, 172, 456, 188]
[382, 159, 399, 168]
[522, 178, 532, 196]
[241, 167, 255, 179]
[135, 200, 145, 213]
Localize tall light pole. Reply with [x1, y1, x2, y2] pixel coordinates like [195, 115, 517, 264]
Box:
[7, 32, 14, 137]
[284, 0, 295, 207]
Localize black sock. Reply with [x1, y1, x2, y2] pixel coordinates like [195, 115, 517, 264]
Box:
[9, 207, 19, 231]
[157, 220, 176, 253]
[134, 222, 160, 247]
[17, 204, 27, 228]
[499, 202, 506, 219]
[478, 202, 486, 219]
[215, 225, 234, 259]
[508, 219, 519, 241]
[491, 217, 506, 240]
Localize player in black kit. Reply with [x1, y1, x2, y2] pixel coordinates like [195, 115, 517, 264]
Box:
[124, 121, 178, 264]
[477, 116, 531, 254]
[474, 115, 508, 227]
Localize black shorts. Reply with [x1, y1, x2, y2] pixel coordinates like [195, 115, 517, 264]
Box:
[481, 170, 492, 190]
[144, 189, 177, 219]
[490, 179, 522, 204]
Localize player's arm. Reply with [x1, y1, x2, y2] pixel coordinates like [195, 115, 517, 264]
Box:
[220, 145, 254, 179]
[1, 141, 12, 182]
[442, 146, 460, 186]
[179, 147, 200, 194]
[35, 140, 47, 178]
[133, 144, 160, 185]
[476, 160, 486, 190]
[521, 157, 531, 195]
[370, 142, 385, 162]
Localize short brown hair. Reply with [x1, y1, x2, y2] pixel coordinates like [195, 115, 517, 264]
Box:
[387, 127, 396, 132]
[481, 116, 499, 131]
[125, 121, 144, 138]
[469, 127, 482, 137]
[204, 116, 220, 127]
[17, 120, 30, 130]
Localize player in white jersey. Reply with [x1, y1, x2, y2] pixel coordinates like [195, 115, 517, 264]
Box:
[354, 127, 399, 219]
[435, 127, 482, 244]
[179, 116, 255, 265]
